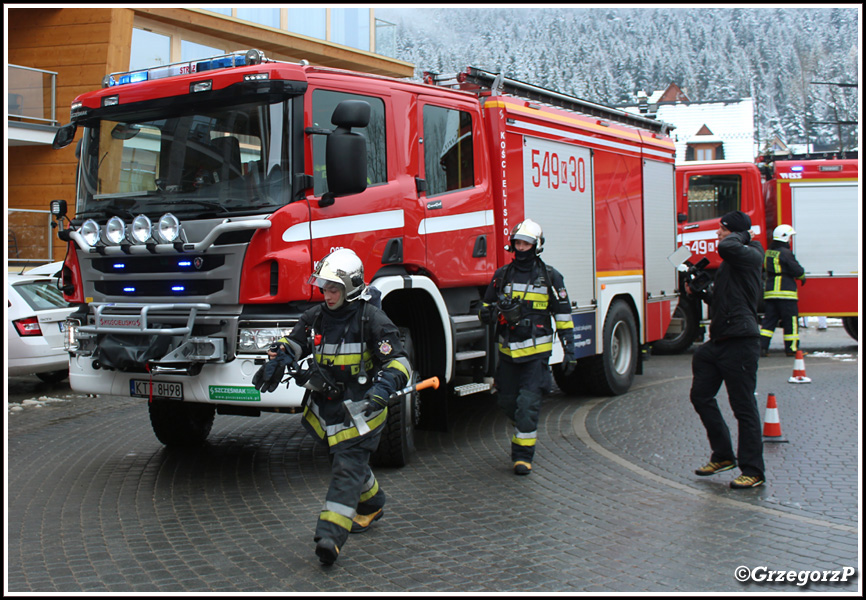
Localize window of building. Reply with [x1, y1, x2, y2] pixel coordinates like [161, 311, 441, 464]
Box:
[130, 29, 171, 70]
[422, 105, 475, 196]
[287, 7, 327, 39]
[686, 174, 741, 222]
[236, 7, 280, 29]
[330, 8, 371, 51]
[311, 90, 387, 197]
[181, 40, 226, 62]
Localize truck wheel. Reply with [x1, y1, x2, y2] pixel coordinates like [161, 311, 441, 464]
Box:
[587, 300, 638, 396]
[842, 317, 858, 341]
[148, 399, 215, 447]
[651, 298, 698, 355]
[370, 327, 417, 468]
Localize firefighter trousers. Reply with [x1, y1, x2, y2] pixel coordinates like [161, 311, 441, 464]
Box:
[314, 433, 386, 550]
[760, 299, 799, 354]
[690, 337, 765, 480]
[495, 358, 550, 464]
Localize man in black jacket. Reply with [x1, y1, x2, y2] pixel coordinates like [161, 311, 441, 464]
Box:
[687, 211, 766, 489]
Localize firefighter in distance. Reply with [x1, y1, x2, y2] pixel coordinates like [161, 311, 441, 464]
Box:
[253, 248, 412, 566]
[479, 219, 576, 475]
[760, 224, 806, 357]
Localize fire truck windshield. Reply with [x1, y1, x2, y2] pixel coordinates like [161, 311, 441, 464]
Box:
[74, 100, 290, 220]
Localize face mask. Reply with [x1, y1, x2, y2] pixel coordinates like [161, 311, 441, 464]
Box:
[514, 248, 535, 264]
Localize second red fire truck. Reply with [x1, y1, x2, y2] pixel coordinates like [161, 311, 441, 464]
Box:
[51, 51, 680, 466]
[653, 155, 859, 354]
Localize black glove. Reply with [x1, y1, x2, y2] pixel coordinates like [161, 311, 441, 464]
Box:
[800, 278, 806, 286]
[362, 371, 398, 416]
[479, 303, 496, 325]
[362, 391, 388, 417]
[561, 346, 577, 377]
[252, 345, 294, 393]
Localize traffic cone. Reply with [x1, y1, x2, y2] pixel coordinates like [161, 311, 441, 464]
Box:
[787, 350, 811, 384]
[762, 393, 788, 443]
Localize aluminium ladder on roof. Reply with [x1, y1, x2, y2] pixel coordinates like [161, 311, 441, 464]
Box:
[425, 66, 674, 135]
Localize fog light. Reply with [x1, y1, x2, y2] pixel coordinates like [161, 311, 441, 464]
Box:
[130, 214, 152, 244]
[156, 213, 181, 243]
[80, 219, 100, 246]
[105, 216, 125, 245]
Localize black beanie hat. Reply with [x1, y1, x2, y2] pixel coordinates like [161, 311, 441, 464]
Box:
[720, 210, 751, 233]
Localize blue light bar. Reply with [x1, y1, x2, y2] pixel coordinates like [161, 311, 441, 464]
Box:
[171, 286, 186, 292]
[178, 260, 192, 268]
[123, 287, 136, 293]
[113, 263, 126, 269]
[197, 55, 248, 72]
[791, 165, 804, 172]
[118, 71, 148, 85]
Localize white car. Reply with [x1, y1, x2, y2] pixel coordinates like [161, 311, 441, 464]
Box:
[7, 272, 76, 383]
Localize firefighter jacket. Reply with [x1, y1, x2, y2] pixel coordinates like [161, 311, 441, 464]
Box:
[703, 231, 764, 340]
[763, 240, 805, 301]
[481, 257, 574, 363]
[279, 300, 412, 451]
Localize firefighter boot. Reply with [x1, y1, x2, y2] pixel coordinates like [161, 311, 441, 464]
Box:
[511, 389, 542, 475]
[315, 537, 340, 566]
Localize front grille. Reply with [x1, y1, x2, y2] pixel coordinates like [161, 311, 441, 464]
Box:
[94, 280, 224, 297]
[91, 255, 225, 274]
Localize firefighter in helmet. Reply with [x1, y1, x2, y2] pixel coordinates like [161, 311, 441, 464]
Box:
[253, 248, 412, 566]
[760, 224, 806, 357]
[478, 219, 576, 475]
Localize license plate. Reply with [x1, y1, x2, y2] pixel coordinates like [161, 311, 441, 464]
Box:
[130, 379, 183, 400]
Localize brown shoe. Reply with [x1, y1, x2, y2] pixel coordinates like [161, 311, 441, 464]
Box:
[695, 460, 736, 476]
[730, 474, 765, 489]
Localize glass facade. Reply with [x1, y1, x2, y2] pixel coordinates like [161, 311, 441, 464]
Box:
[287, 7, 326, 39]
[130, 29, 171, 70]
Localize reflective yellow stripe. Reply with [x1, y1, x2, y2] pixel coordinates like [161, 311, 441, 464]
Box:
[359, 479, 379, 503]
[303, 406, 326, 440]
[320, 511, 354, 531]
[328, 408, 389, 448]
[499, 341, 553, 358]
[764, 290, 798, 299]
[512, 435, 537, 447]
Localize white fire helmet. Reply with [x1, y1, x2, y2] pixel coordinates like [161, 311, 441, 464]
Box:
[773, 224, 796, 243]
[307, 248, 367, 308]
[509, 219, 545, 254]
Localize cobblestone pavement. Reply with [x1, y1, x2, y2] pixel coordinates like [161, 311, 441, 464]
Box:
[5, 323, 860, 593]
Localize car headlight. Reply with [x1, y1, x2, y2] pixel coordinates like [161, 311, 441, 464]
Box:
[80, 219, 100, 247]
[237, 327, 294, 352]
[130, 214, 152, 244]
[105, 216, 126, 245]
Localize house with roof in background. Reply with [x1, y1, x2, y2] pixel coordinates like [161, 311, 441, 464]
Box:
[621, 83, 757, 164]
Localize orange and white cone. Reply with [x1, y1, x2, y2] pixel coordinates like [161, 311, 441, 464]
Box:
[762, 393, 787, 443]
[787, 350, 811, 384]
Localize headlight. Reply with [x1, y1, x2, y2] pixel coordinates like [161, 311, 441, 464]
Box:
[105, 216, 126, 245]
[156, 213, 181, 243]
[80, 219, 100, 246]
[237, 327, 294, 352]
[130, 215, 152, 244]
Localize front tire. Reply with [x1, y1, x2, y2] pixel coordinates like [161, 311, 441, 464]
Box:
[148, 399, 215, 447]
[586, 300, 638, 396]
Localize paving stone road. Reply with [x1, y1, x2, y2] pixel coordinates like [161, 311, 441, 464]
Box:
[5, 323, 860, 593]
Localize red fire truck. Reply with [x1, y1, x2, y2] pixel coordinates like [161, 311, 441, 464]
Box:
[653, 155, 859, 354]
[50, 51, 679, 465]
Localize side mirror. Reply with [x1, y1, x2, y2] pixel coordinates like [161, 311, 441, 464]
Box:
[53, 123, 77, 149]
[322, 101, 370, 207]
[677, 213, 688, 223]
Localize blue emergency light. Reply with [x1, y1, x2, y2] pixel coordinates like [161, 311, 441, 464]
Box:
[791, 165, 804, 172]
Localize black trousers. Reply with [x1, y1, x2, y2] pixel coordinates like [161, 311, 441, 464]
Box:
[495, 357, 551, 463]
[760, 299, 800, 353]
[690, 337, 765, 480]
